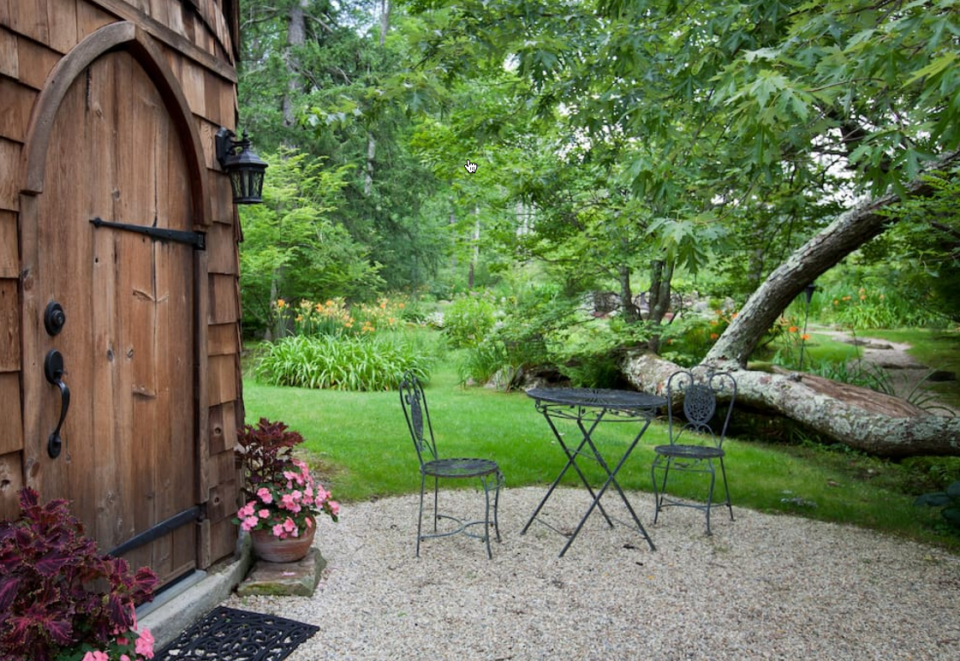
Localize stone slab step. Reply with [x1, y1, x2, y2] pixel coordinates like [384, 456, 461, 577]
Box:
[237, 548, 327, 598]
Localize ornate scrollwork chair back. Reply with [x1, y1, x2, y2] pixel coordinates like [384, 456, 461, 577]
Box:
[652, 368, 737, 534]
[399, 371, 504, 558]
[400, 375, 438, 469]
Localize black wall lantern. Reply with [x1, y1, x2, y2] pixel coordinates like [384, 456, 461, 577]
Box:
[216, 127, 268, 204]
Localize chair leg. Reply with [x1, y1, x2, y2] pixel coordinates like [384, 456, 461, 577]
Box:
[417, 474, 427, 557]
[482, 475, 493, 559]
[705, 461, 717, 535]
[652, 457, 673, 524]
[651, 459, 661, 523]
[433, 476, 440, 532]
[719, 456, 734, 521]
[493, 471, 503, 543]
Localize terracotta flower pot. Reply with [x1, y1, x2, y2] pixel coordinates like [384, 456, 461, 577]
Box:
[250, 520, 316, 563]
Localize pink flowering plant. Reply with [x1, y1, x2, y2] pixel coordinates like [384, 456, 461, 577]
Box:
[234, 418, 339, 539]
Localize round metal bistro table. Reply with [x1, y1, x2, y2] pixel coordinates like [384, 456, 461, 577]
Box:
[522, 387, 667, 557]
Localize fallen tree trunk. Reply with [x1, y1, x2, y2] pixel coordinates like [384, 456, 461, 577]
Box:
[622, 353, 960, 458]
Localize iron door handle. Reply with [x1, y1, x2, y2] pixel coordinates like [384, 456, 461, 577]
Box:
[43, 349, 70, 459]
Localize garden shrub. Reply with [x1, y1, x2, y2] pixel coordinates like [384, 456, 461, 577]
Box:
[254, 332, 433, 390]
[442, 293, 498, 348]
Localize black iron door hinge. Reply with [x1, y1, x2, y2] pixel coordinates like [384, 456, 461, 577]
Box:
[90, 217, 206, 250]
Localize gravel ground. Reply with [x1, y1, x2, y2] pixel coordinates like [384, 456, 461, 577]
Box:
[225, 487, 960, 661]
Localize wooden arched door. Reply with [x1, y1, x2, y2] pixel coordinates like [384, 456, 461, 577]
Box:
[23, 47, 199, 586]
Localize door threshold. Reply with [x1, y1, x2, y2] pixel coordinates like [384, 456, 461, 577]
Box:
[136, 570, 208, 619]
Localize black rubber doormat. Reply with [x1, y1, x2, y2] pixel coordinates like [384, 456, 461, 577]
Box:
[154, 606, 319, 660]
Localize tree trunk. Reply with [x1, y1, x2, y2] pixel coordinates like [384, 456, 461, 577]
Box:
[379, 0, 390, 46]
[468, 205, 480, 290]
[364, 1, 389, 196]
[646, 259, 674, 354]
[621, 151, 960, 457]
[364, 134, 376, 196]
[619, 264, 638, 324]
[621, 354, 960, 458]
[282, 0, 308, 129]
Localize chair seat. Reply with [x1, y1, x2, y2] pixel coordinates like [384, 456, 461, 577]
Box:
[423, 457, 500, 479]
[654, 444, 725, 460]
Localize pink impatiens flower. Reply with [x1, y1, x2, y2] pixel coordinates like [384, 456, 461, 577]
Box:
[237, 501, 256, 518]
[242, 515, 260, 531]
[257, 487, 273, 504]
[258, 509, 270, 518]
[136, 628, 155, 659]
[328, 501, 340, 516]
[272, 523, 286, 538]
[281, 492, 301, 513]
[82, 652, 109, 661]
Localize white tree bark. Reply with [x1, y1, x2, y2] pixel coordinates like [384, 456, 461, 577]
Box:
[622, 354, 960, 457]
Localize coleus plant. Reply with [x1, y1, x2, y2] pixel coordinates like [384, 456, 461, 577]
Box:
[0, 487, 157, 661]
[235, 417, 305, 496]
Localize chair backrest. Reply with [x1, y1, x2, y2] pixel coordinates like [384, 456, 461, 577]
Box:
[666, 369, 737, 448]
[399, 371, 439, 468]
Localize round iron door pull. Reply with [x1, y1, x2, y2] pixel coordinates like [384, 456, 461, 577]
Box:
[43, 349, 70, 459]
[44, 301, 66, 336]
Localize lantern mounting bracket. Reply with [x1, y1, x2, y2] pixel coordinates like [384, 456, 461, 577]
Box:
[215, 127, 239, 169]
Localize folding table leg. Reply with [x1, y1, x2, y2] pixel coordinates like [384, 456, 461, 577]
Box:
[521, 412, 614, 535]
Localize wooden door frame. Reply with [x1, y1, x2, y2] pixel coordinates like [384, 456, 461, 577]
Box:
[17, 22, 211, 564]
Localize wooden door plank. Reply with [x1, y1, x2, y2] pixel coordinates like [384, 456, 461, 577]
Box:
[0, 373, 23, 455]
[67, 53, 110, 547]
[116, 48, 162, 554]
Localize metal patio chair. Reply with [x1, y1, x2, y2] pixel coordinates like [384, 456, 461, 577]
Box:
[651, 369, 737, 534]
[399, 371, 504, 558]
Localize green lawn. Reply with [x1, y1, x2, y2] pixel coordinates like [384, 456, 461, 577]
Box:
[242, 357, 960, 553]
